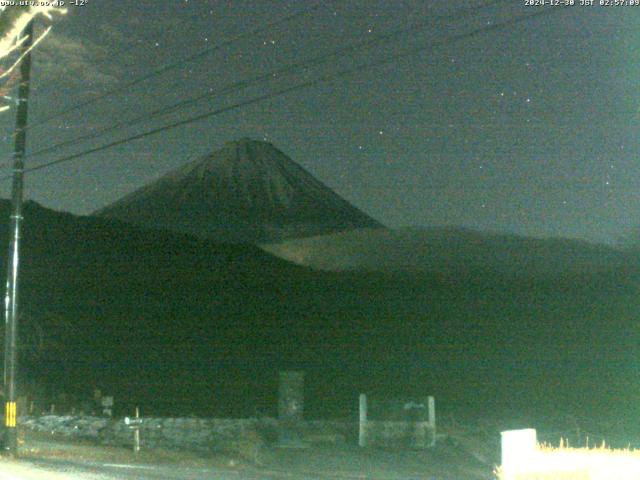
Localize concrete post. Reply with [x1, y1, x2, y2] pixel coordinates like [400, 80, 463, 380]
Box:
[359, 394, 367, 447]
[427, 396, 436, 446]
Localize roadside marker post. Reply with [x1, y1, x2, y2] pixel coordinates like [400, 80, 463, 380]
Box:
[124, 406, 142, 454]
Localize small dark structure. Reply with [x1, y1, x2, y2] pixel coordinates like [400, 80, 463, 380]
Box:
[277, 371, 307, 448]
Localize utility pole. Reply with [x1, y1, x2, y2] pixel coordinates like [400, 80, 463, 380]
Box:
[3, 19, 34, 454]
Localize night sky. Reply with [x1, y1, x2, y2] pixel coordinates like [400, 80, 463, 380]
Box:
[0, 0, 637, 244]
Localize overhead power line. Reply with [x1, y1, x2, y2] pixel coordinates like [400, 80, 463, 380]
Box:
[26, 0, 509, 160]
[5, 6, 570, 181]
[26, 1, 326, 130]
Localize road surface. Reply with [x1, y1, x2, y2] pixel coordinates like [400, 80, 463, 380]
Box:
[3, 430, 493, 479]
[0, 453, 486, 480]
[0, 456, 328, 480]
[1, 457, 249, 479]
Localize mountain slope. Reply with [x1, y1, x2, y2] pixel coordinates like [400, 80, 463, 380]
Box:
[0, 200, 638, 425]
[95, 138, 382, 242]
[262, 226, 626, 276]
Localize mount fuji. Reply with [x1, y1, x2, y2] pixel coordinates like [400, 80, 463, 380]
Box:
[95, 138, 382, 243]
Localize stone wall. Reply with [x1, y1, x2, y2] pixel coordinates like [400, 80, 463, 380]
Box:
[19, 415, 434, 452]
[365, 420, 435, 448]
[20, 415, 278, 453]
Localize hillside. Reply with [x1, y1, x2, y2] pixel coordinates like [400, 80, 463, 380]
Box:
[0, 201, 638, 429]
[262, 226, 626, 276]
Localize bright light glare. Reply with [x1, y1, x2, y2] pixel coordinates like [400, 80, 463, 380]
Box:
[0, 5, 66, 112]
[497, 438, 640, 480]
